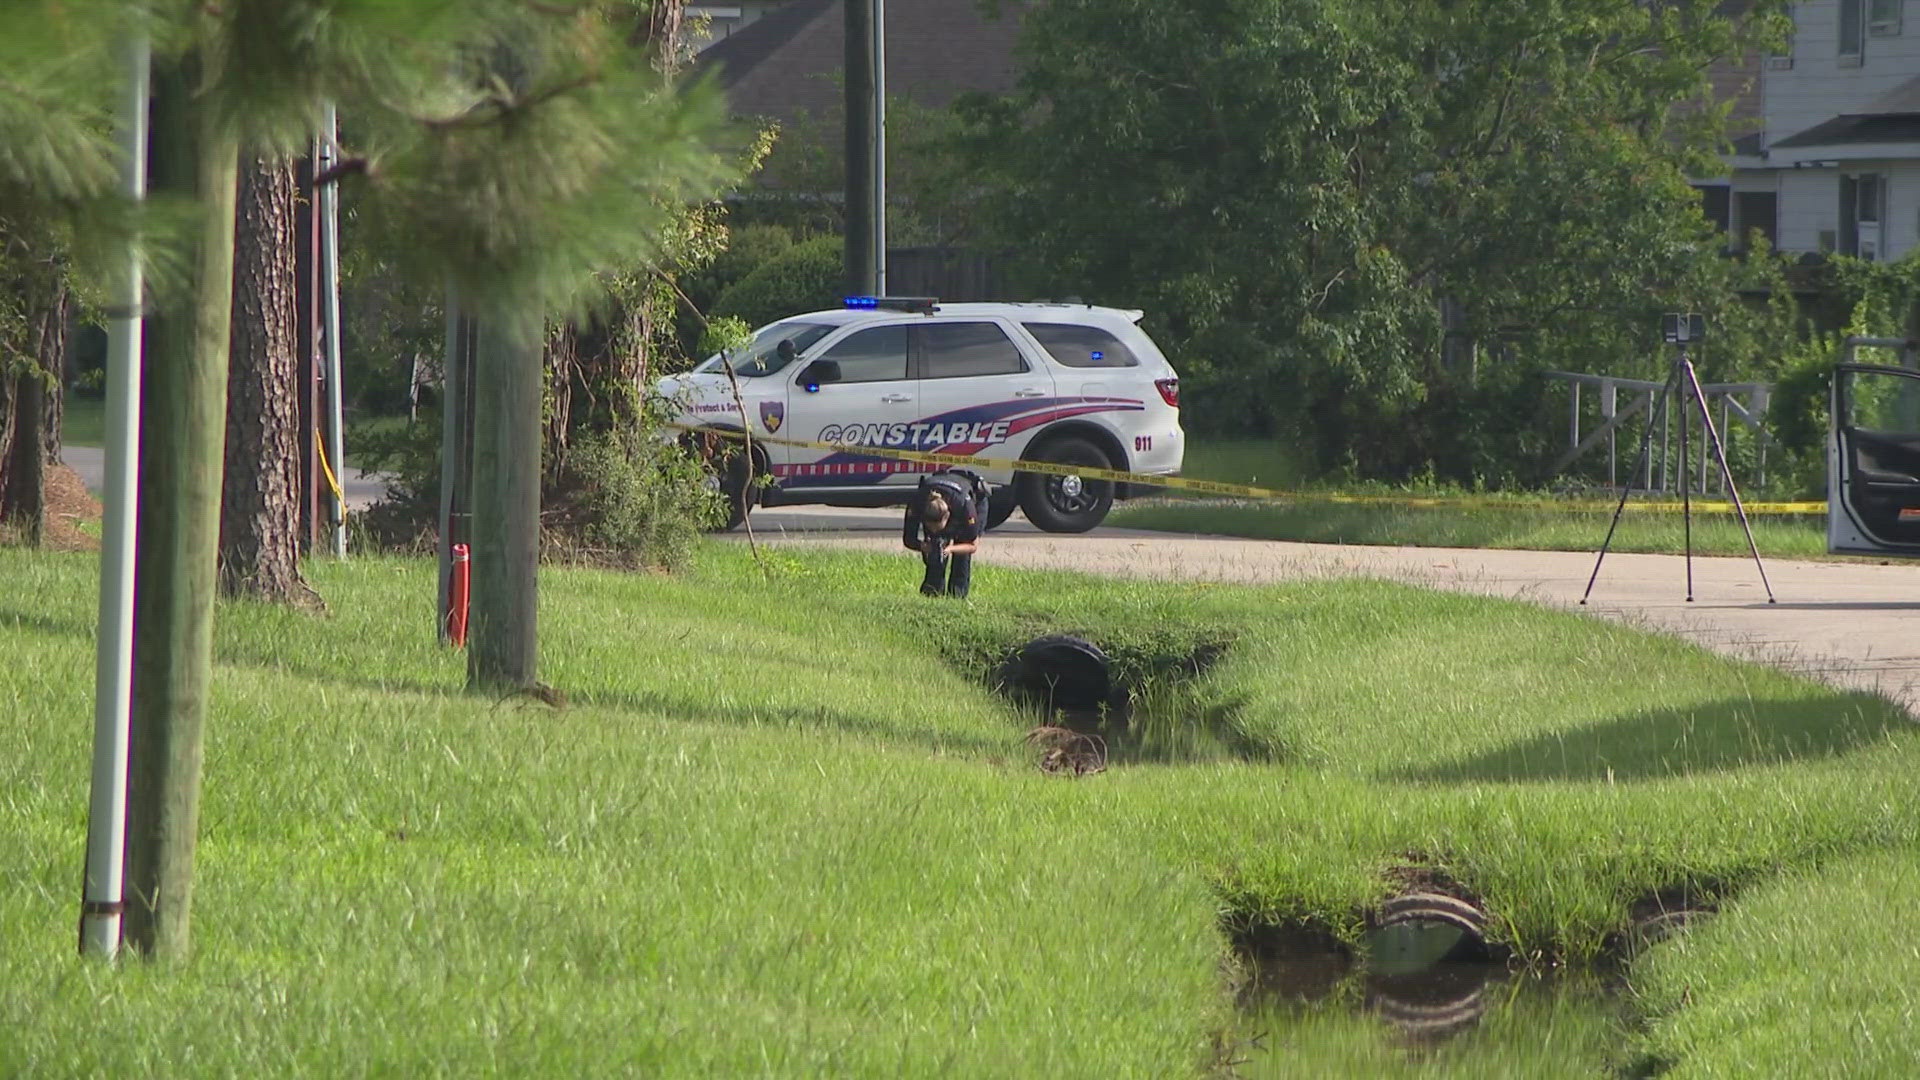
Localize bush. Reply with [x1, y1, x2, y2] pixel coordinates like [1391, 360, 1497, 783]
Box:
[350, 397, 721, 570]
[547, 412, 724, 571]
[676, 223, 800, 357]
[711, 234, 843, 329]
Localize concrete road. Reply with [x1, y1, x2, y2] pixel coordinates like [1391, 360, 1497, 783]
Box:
[747, 505, 1920, 716]
[62, 444, 389, 509]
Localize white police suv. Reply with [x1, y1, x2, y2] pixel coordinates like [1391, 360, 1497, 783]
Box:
[658, 297, 1185, 533]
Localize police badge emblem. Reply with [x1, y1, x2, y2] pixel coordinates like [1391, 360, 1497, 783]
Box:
[759, 401, 784, 433]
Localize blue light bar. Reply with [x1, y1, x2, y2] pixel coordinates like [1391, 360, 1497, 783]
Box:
[843, 295, 940, 314]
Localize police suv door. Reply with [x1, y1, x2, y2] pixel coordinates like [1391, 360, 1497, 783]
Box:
[909, 319, 1056, 486]
[778, 322, 918, 489]
[1829, 363, 1920, 556]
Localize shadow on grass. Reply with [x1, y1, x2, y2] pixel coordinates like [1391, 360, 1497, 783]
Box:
[0, 608, 93, 639]
[1395, 695, 1913, 784]
[572, 688, 1012, 757]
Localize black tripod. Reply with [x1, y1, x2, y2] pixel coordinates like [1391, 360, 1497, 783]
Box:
[1580, 343, 1777, 605]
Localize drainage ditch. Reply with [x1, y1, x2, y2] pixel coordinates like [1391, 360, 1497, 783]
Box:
[990, 632, 1263, 767]
[1226, 881, 1718, 1070]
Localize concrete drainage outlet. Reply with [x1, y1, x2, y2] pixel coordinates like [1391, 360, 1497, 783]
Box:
[1001, 634, 1128, 721]
[1367, 892, 1491, 976]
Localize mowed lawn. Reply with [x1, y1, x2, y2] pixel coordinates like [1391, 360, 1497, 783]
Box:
[1111, 437, 1830, 559]
[2, 543, 1915, 1076]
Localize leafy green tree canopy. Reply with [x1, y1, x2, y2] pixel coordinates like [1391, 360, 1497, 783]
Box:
[974, 0, 1786, 476]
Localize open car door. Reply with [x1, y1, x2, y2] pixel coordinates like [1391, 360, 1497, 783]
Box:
[1830, 363, 1920, 556]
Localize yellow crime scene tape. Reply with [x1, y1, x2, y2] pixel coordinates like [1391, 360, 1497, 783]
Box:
[667, 423, 1825, 517]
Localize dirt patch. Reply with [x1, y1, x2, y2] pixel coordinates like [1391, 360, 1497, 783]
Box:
[0, 463, 102, 551]
[1383, 853, 1487, 909]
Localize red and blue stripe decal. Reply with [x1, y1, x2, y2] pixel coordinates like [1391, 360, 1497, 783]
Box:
[772, 397, 1143, 485]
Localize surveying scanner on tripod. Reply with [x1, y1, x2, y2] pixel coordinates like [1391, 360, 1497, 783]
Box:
[1581, 314, 1778, 606]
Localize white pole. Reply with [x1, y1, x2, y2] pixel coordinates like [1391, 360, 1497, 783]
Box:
[319, 105, 348, 556]
[81, 29, 149, 960]
[872, 0, 887, 295]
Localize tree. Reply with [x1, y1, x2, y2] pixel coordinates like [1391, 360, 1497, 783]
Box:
[218, 156, 307, 601]
[969, 0, 1787, 481]
[0, 225, 70, 545]
[0, 0, 121, 545]
[344, 2, 735, 691]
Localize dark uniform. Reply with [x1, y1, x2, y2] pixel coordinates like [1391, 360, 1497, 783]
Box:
[903, 470, 990, 598]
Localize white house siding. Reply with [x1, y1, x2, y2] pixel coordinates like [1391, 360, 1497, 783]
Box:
[1886, 159, 1920, 260]
[1777, 167, 1841, 252]
[1766, 0, 1920, 161]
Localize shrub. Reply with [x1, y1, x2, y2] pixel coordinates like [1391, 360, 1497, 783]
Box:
[711, 234, 843, 329]
[545, 404, 724, 570]
[351, 397, 721, 570]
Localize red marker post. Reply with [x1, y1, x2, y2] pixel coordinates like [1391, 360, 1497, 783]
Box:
[447, 543, 470, 648]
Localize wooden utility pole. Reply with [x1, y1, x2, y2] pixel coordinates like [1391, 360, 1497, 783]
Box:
[465, 307, 542, 690]
[843, 0, 879, 296]
[122, 54, 239, 958]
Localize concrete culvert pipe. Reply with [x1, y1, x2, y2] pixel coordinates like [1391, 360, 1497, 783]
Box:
[1009, 635, 1121, 718]
[1367, 892, 1490, 976]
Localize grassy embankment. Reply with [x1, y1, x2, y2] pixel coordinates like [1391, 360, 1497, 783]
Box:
[2, 543, 1914, 1075]
[1113, 438, 1829, 559]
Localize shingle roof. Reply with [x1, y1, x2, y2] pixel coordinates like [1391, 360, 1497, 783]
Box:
[696, 0, 1030, 130]
[1771, 75, 1920, 149]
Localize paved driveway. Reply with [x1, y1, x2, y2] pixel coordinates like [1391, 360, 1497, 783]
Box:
[748, 506, 1920, 717]
[63, 444, 388, 509]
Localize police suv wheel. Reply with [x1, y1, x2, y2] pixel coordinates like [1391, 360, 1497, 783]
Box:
[690, 432, 756, 532]
[984, 486, 1018, 530]
[1017, 436, 1113, 533]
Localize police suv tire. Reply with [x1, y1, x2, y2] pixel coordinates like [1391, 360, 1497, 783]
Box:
[984, 485, 1018, 530]
[696, 434, 756, 532]
[1017, 436, 1113, 533]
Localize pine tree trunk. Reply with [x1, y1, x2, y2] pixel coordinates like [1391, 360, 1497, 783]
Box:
[0, 258, 69, 545]
[123, 56, 239, 960]
[219, 157, 306, 601]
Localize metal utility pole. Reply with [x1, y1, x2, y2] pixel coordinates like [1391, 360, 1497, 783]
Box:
[437, 283, 471, 643]
[844, 0, 884, 296]
[123, 52, 240, 959]
[81, 29, 148, 960]
[318, 105, 347, 557]
[872, 0, 887, 295]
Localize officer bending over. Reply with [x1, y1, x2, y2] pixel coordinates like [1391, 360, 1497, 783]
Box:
[903, 470, 990, 598]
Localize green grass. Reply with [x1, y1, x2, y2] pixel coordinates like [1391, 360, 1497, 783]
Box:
[1125, 437, 1829, 558]
[343, 413, 415, 471]
[1175, 437, 1310, 490]
[2, 543, 1916, 1075]
[1629, 849, 1920, 1077]
[60, 392, 105, 449]
[1112, 498, 1830, 559]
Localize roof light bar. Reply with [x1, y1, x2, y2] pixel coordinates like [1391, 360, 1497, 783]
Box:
[843, 295, 940, 314]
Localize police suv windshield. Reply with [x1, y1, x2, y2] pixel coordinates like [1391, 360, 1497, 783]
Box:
[695, 321, 835, 378]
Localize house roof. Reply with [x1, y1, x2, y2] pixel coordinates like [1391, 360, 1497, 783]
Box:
[696, 0, 1029, 129]
[1771, 74, 1920, 149]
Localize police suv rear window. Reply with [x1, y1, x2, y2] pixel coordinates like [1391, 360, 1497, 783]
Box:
[1023, 323, 1138, 368]
[918, 322, 1028, 378]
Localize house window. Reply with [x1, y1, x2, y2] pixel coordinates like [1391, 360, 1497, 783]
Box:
[1841, 0, 1866, 61]
[1841, 173, 1886, 260]
[1735, 191, 1779, 251]
[1696, 184, 1732, 233]
[1770, 3, 1796, 67]
[1870, 0, 1902, 35]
